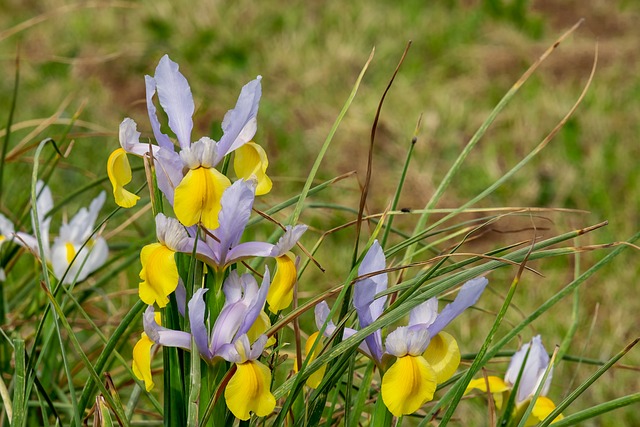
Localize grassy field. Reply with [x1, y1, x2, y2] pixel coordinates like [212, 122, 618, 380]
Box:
[1, 0, 638, 425]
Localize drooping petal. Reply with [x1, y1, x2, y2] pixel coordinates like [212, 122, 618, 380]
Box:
[427, 276, 488, 337]
[107, 148, 140, 208]
[153, 55, 194, 149]
[143, 306, 192, 350]
[216, 77, 262, 161]
[266, 252, 296, 313]
[138, 243, 179, 307]
[527, 396, 563, 426]
[381, 355, 437, 417]
[233, 142, 272, 195]
[173, 167, 231, 228]
[224, 359, 275, 420]
[144, 75, 174, 151]
[132, 332, 155, 391]
[422, 332, 460, 384]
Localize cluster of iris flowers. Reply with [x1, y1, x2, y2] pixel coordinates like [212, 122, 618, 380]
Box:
[98, 54, 561, 422]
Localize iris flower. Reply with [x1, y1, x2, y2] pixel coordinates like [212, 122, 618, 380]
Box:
[134, 269, 276, 420]
[466, 335, 563, 426]
[12, 181, 108, 284]
[314, 240, 488, 416]
[107, 55, 271, 224]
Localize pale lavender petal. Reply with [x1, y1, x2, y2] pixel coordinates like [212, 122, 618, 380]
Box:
[189, 288, 213, 360]
[154, 147, 184, 205]
[225, 241, 274, 265]
[119, 118, 143, 154]
[215, 342, 239, 363]
[409, 297, 438, 327]
[145, 75, 174, 151]
[505, 335, 551, 403]
[354, 240, 387, 326]
[313, 302, 370, 357]
[315, 302, 337, 337]
[154, 55, 194, 149]
[427, 277, 488, 337]
[270, 225, 308, 257]
[175, 280, 186, 317]
[237, 268, 270, 337]
[209, 302, 246, 354]
[222, 271, 244, 304]
[143, 306, 191, 350]
[13, 232, 38, 255]
[217, 179, 257, 264]
[248, 334, 268, 360]
[215, 77, 262, 161]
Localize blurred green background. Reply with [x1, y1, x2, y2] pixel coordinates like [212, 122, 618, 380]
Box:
[1, 0, 638, 425]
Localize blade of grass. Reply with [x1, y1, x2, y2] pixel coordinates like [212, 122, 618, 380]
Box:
[11, 339, 25, 426]
[546, 392, 640, 427]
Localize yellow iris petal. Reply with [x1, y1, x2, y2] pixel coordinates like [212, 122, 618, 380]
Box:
[266, 253, 297, 313]
[381, 355, 437, 417]
[233, 142, 273, 195]
[524, 396, 563, 426]
[107, 148, 140, 208]
[225, 360, 276, 420]
[174, 167, 231, 229]
[293, 332, 327, 389]
[132, 332, 154, 392]
[247, 311, 276, 347]
[422, 331, 461, 384]
[465, 376, 510, 410]
[139, 243, 179, 307]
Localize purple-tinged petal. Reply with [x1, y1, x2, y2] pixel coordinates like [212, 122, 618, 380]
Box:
[215, 77, 262, 162]
[145, 75, 174, 151]
[409, 297, 438, 327]
[314, 302, 370, 357]
[225, 241, 274, 264]
[505, 335, 552, 403]
[270, 225, 308, 257]
[217, 179, 257, 264]
[143, 306, 191, 350]
[222, 271, 244, 304]
[237, 268, 270, 338]
[427, 277, 488, 337]
[354, 240, 388, 326]
[248, 334, 268, 360]
[154, 55, 194, 149]
[353, 241, 387, 361]
[153, 148, 184, 206]
[210, 301, 246, 355]
[188, 288, 213, 360]
[175, 280, 186, 317]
